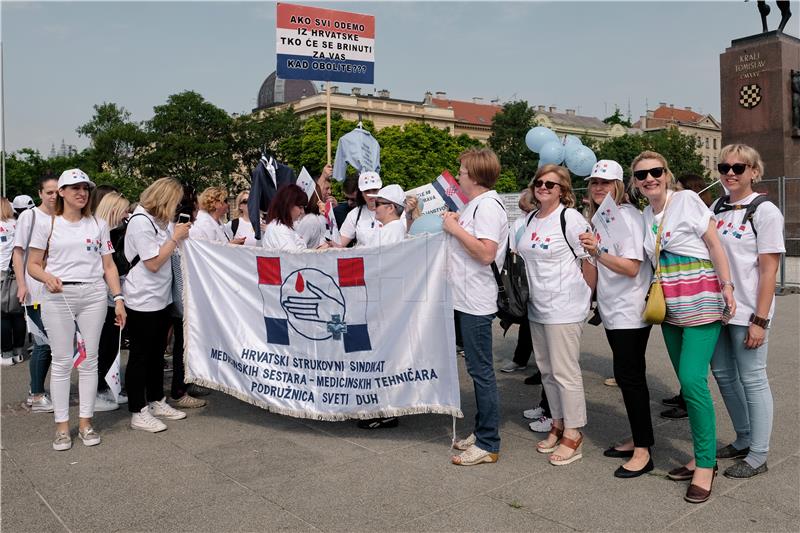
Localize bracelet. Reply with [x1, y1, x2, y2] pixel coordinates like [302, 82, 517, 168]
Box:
[719, 280, 735, 291]
[749, 313, 770, 329]
[113, 295, 125, 302]
[594, 247, 604, 258]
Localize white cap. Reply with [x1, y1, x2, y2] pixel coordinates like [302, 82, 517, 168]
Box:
[585, 160, 623, 182]
[57, 168, 96, 189]
[358, 171, 382, 192]
[11, 195, 35, 211]
[367, 184, 405, 206]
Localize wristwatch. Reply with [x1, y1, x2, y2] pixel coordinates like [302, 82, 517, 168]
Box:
[594, 247, 604, 258]
[749, 313, 770, 329]
[719, 280, 735, 291]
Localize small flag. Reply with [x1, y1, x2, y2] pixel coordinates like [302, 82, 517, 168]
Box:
[72, 321, 87, 368]
[24, 309, 49, 345]
[432, 170, 468, 213]
[296, 167, 317, 201]
[323, 199, 341, 244]
[104, 327, 123, 402]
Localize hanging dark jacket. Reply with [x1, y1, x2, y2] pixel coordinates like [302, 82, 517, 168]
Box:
[248, 156, 296, 239]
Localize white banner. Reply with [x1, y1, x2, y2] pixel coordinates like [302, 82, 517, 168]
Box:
[181, 233, 462, 421]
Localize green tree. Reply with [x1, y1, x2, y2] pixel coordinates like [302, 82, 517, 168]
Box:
[3, 148, 92, 199]
[76, 102, 146, 182]
[602, 107, 632, 128]
[488, 100, 538, 191]
[140, 91, 236, 190]
[231, 108, 302, 182]
[595, 127, 705, 179]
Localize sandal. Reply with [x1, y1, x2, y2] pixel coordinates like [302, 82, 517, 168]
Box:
[452, 433, 476, 451]
[536, 426, 564, 454]
[549, 433, 583, 466]
[451, 444, 499, 466]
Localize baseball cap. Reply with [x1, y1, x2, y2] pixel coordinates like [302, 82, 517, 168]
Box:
[367, 184, 405, 206]
[358, 171, 382, 192]
[11, 195, 35, 211]
[57, 168, 96, 189]
[585, 160, 623, 182]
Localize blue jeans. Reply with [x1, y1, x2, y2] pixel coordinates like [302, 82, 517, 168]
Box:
[711, 324, 773, 462]
[26, 305, 52, 395]
[456, 310, 500, 453]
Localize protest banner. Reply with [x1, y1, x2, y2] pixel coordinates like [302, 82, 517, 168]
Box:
[181, 234, 462, 421]
[276, 3, 375, 84]
[591, 192, 632, 255]
[407, 171, 468, 216]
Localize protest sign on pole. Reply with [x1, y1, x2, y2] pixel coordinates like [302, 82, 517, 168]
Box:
[181, 234, 462, 421]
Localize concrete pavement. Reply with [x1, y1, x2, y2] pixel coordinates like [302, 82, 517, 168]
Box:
[2, 295, 798, 532]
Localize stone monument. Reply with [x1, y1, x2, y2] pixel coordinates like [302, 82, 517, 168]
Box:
[720, 31, 800, 178]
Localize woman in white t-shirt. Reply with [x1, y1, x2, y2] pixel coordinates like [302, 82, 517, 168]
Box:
[225, 190, 261, 246]
[0, 197, 25, 366]
[444, 148, 508, 467]
[337, 171, 383, 248]
[634, 150, 735, 504]
[190, 186, 245, 245]
[123, 178, 192, 434]
[577, 160, 654, 478]
[296, 165, 336, 248]
[368, 184, 408, 247]
[517, 164, 595, 467]
[27, 169, 125, 451]
[709, 144, 784, 479]
[261, 184, 312, 251]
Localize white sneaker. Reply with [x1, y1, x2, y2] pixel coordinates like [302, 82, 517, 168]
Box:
[523, 406, 545, 420]
[0, 354, 17, 367]
[528, 416, 553, 433]
[149, 397, 186, 420]
[94, 392, 119, 412]
[131, 407, 167, 433]
[116, 391, 128, 404]
[500, 361, 526, 373]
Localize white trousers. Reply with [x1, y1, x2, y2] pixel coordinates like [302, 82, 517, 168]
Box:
[41, 281, 107, 423]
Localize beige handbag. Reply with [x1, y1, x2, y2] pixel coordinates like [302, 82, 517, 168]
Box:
[642, 198, 671, 325]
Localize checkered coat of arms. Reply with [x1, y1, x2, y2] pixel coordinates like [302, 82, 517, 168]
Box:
[739, 84, 762, 109]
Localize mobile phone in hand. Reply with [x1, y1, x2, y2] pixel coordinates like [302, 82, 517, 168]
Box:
[178, 213, 191, 223]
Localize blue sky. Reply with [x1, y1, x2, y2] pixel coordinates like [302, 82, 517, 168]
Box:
[3, 1, 799, 154]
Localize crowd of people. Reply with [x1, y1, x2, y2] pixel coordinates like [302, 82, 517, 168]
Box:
[0, 143, 783, 505]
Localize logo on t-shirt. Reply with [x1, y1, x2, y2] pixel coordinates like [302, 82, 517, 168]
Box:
[718, 220, 747, 240]
[599, 208, 615, 224]
[85, 238, 101, 253]
[529, 231, 551, 250]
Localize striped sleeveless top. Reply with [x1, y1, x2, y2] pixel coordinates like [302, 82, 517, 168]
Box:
[659, 250, 724, 327]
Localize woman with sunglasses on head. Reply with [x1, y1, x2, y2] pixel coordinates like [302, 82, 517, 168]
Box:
[517, 164, 595, 467]
[26, 169, 126, 450]
[578, 160, 654, 478]
[261, 184, 312, 251]
[190, 187, 245, 245]
[709, 145, 783, 479]
[225, 190, 260, 246]
[632, 150, 735, 503]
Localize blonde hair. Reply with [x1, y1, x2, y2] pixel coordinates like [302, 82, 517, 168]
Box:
[585, 179, 626, 220]
[719, 144, 764, 183]
[139, 178, 183, 225]
[198, 186, 227, 213]
[629, 151, 676, 198]
[0, 197, 13, 221]
[529, 164, 576, 208]
[95, 192, 130, 229]
[459, 148, 501, 188]
[234, 190, 250, 218]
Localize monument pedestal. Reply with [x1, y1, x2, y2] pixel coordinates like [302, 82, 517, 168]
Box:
[720, 31, 800, 178]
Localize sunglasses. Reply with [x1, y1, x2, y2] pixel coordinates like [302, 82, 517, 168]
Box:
[532, 179, 560, 190]
[717, 163, 749, 175]
[633, 167, 666, 181]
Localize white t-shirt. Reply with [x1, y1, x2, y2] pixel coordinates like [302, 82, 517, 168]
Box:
[518, 204, 591, 324]
[295, 214, 326, 248]
[711, 192, 785, 325]
[376, 218, 406, 246]
[596, 204, 651, 329]
[643, 190, 712, 264]
[189, 210, 228, 243]
[448, 190, 509, 316]
[0, 218, 16, 271]
[262, 220, 306, 251]
[224, 217, 259, 246]
[123, 206, 173, 312]
[29, 215, 112, 282]
[12, 207, 49, 305]
[340, 205, 382, 248]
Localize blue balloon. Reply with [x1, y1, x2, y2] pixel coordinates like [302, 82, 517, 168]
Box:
[562, 135, 582, 149]
[538, 140, 566, 165]
[409, 213, 444, 235]
[525, 126, 559, 153]
[565, 145, 598, 177]
[564, 141, 583, 162]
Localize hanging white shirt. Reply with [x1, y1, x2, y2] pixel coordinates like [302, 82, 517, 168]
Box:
[190, 210, 228, 243]
[711, 192, 785, 325]
[447, 190, 508, 316]
[29, 215, 113, 282]
[123, 206, 174, 312]
[262, 220, 306, 251]
[595, 204, 651, 329]
[340, 205, 382, 248]
[12, 207, 49, 305]
[517, 204, 591, 324]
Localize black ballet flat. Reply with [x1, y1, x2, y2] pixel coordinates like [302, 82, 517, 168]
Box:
[614, 458, 654, 479]
[604, 446, 635, 458]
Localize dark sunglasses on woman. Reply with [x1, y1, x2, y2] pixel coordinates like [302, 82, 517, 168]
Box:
[533, 179, 560, 190]
[633, 167, 666, 181]
[717, 163, 749, 175]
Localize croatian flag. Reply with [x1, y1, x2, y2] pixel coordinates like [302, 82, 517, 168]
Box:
[72, 322, 87, 368]
[258, 256, 371, 354]
[431, 170, 468, 213]
[323, 199, 341, 244]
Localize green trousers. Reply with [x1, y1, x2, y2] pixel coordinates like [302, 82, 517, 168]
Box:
[661, 321, 722, 468]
